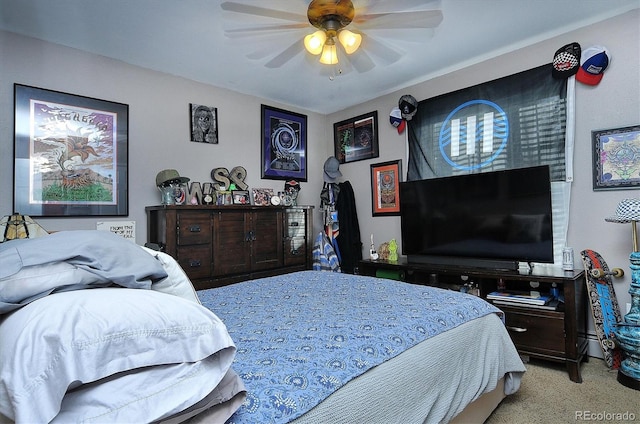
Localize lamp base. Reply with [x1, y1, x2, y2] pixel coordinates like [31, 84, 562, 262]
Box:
[617, 369, 640, 391]
[612, 251, 640, 391]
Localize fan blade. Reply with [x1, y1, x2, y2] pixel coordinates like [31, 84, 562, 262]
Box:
[221, 2, 307, 23]
[224, 23, 309, 39]
[354, 10, 443, 29]
[247, 50, 272, 61]
[361, 35, 402, 64]
[264, 40, 304, 68]
[358, 0, 442, 14]
[348, 49, 376, 74]
[362, 27, 438, 45]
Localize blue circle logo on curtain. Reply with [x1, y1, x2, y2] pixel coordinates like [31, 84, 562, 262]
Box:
[439, 100, 509, 170]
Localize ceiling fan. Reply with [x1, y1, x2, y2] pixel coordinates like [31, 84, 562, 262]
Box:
[221, 0, 443, 73]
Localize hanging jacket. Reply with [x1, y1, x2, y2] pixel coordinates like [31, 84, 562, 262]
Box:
[312, 231, 341, 272]
[335, 181, 362, 274]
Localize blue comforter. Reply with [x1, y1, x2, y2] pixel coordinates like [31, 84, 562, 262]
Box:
[198, 271, 501, 424]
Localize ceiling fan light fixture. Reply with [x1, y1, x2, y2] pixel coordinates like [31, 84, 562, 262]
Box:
[304, 30, 326, 55]
[319, 38, 338, 64]
[338, 29, 361, 54]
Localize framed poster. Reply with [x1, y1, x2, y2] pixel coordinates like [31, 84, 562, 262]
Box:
[261, 104, 307, 181]
[190, 103, 218, 144]
[13, 84, 129, 216]
[592, 124, 640, 190]
[370, 160, 402, 216]
[334, 111, 379, 164]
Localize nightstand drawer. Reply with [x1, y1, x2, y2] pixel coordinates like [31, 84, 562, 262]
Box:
[504, 309, 565, 353]
[177, 214, 211, 245]
[177, 245, 211, 279]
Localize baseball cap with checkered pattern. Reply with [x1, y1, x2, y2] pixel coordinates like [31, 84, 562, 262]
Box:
[552, 42, 581, 79]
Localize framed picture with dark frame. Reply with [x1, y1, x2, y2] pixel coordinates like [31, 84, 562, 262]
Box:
[370, 160, 402, 216]
[592, 124, 640, 191]
[190, 103, 218, 144]
[13, 84, 129, 217]
[261, 104, 307, 181]
[334, 111, 379, 164]
[232, 190, 251, 205]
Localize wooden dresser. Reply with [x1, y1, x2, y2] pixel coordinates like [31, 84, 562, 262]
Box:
[146, 205, 313, 290]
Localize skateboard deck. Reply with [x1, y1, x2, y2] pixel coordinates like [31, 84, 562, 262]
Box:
[580, 249, 624, 369]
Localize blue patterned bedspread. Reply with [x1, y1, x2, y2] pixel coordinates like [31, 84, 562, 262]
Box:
[197, 271, 501, 424]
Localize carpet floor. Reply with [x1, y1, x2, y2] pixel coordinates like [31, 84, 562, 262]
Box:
[485, 357, 639, 423]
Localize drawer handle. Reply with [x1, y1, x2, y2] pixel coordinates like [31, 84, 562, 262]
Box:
[188, 259, 201, 268]
[188, 225, 201, 233]
[506, 326, 528, 333]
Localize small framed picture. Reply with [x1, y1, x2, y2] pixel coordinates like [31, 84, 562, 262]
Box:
[232, 190, 251, 205]
[216, 190, 232, 206]
[370, 160, 402, 216]
[190, 103, 218, 144]
[334, 111, 379, 164]
[252, 188, 274, 206]
[592, 124, 640, 190]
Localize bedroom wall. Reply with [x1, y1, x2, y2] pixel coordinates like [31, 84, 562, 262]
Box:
[0, 29, 331, 240]
[0, 10, 638, 358]
[327, 9, 640, 357]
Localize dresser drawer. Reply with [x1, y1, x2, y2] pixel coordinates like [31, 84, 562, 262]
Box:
[177, 214, 211, 245]
[503, 309, 565, 354]
[284, 236, 307, 266]
[177, 245, 211, 279]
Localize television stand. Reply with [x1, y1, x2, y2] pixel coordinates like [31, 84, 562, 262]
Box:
[358, 258, 588, 383]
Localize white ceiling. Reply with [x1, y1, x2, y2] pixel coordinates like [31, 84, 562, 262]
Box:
[1, 0, 639, 114]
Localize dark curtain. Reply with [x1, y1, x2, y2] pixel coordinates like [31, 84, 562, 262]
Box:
[407, 64, 567, 181]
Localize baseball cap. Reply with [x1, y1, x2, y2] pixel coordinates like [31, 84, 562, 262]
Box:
[389, 107, 406, 134]
[398, 95, 418, 121]
[552, 42, 581, 79]
[284, 179, 301, 192]
[156, 169, 190, 187]
[576, 45, 610, 86]
[323, 156, 342, 183]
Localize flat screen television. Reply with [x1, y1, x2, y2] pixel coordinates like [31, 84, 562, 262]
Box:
[399, 165, 553, 271]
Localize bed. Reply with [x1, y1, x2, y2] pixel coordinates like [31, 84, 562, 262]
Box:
[194, 271, 526, 424]
[0, 230, 525, 423]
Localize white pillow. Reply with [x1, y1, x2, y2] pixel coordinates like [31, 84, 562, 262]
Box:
[0, 288, 236, 423]
[141, 246, 201, 304]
